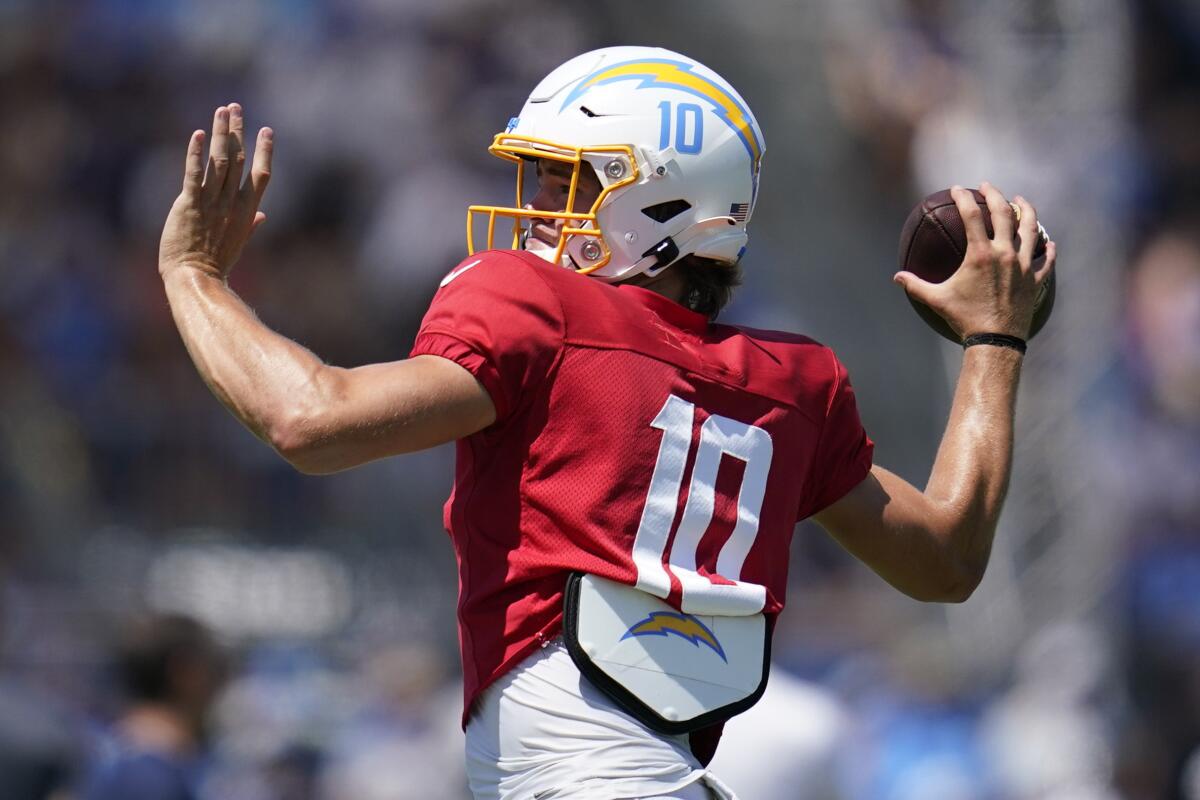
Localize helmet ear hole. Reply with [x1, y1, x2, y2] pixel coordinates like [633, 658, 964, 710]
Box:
[640, 199, 692, 223]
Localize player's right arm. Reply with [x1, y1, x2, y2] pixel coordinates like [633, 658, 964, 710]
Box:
[159, 105, 496, 474]
[814, 184, 1056, 603]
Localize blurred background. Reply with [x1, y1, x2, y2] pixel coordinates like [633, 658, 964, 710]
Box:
[1, 0, 1198, 797]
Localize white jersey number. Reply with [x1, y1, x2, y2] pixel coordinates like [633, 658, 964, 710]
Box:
[630, 394, 773, 615]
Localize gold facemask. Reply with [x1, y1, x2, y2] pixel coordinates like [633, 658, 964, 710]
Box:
[466, 134, 640, 275]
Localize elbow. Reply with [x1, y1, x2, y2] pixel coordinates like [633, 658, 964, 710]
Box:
[929, 548, 988, 604]
[267, 406, 337, 475]
[904, 538, 988, 604]
[265, 367, 353, 474]
[910, 569, 980, 604]
[909, 510, 995, 603]
[932, 565, 983, 603]
[894, 561, 983, 604]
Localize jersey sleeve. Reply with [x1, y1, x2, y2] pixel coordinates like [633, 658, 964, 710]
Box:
[797, 351, 874, 520]
[410, 252, 564, 421]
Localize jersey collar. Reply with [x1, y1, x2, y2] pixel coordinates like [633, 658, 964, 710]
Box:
[618, 284, 710, 333]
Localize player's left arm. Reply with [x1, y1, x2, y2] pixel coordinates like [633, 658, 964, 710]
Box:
[159, 104, 496, 474]
[813, 349, 1017, 605]
[813, 183, 1052, 603]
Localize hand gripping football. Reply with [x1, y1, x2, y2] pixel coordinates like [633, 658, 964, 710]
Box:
[897, 188, 1056, 342]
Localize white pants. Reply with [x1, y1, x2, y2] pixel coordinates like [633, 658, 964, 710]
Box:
[465, 639, 738, 800]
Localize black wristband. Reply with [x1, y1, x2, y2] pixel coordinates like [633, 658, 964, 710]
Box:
[962, 332, 1027, 354]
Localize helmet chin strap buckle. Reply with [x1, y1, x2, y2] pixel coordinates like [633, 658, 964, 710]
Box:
[640, 237, 680, 276]
[637, 217, 740, 276]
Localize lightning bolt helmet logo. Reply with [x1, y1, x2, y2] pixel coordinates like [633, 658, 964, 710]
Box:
[559, 58, 764, 176]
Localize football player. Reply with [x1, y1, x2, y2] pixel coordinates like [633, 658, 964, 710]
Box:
[158, 46, 1055, 800]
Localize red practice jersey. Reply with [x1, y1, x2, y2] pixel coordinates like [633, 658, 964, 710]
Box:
[410, 250, 873, 720]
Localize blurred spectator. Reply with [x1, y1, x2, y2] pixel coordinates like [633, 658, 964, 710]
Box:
[1125, 226, 1200, 429]
[1106, 221, 1200, 799]
[81, 614, 228, 800]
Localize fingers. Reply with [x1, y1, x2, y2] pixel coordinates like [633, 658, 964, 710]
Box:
[1034, 240, 1056, 284]
[232, 126, 273, 226]
[221, 103, 247, 209]
[182, 130, 205, 198]
[228, 102, 245, 152]
[202, 103, 247, 209]
[893, 270, 942, 308]
[196, 103, 269, 219]
[1013, 194, 1039, 264]
[204, 106, 231, 202]
[950, 185, 989, 249]
[978, 181, 1015, 244]
[246, 127, 273, 207]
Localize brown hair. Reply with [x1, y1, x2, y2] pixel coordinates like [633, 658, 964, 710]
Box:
[677, 256, 743, 319]
[118, 614, 224, 703]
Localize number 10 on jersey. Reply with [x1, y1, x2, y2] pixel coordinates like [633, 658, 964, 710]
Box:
[631, 394, 773, 616]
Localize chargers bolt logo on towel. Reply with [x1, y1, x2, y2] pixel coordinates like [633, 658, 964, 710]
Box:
[621, 610, 727, 662]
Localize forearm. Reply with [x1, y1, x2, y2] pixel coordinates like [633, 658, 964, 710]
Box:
[814, 346, 1022, 602]
[161, 266, 497, 472]
[924, 345, 1022, 577]
[162, 266, 335, 447]
[819, 183, 1051, 602]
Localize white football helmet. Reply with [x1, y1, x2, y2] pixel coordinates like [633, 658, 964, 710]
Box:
[467, 46, 766, 282]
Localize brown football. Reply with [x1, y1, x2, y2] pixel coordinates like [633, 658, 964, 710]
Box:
[897, 188, 1055, 342]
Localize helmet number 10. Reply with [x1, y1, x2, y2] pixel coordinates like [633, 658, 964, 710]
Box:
[658, 101, 704, 155]
[630, 394, 772, 616]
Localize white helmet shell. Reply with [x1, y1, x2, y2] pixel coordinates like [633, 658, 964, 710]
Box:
[472, 46, 765, 282]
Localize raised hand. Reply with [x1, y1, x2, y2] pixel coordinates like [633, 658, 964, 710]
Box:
[894, 182, 1056, 340]
[159, 103, 273, 280]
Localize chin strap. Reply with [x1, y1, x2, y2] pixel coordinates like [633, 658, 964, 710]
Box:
[638, 216, 740, 276]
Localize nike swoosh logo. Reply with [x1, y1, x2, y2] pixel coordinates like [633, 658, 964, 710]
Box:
[439, 259, 482, 287]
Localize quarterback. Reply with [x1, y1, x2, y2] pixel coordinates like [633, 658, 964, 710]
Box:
[158, 47, 1055, 800]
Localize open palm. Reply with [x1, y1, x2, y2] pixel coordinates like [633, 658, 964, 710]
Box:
[159, 103, 273, 279]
